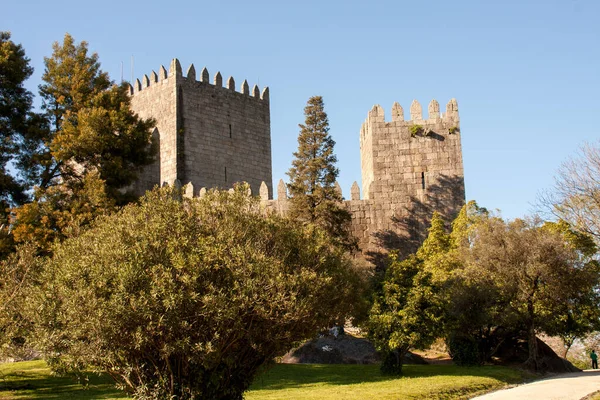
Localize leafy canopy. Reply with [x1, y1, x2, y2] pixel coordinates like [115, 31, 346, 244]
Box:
[34, 184, 362, 399]
[11, 33, 156, 251]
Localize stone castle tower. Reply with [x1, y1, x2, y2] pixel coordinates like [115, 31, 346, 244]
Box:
[129, 58, 464, 262]
[267, 99, 465, 261]
[128, 58, 272, 198]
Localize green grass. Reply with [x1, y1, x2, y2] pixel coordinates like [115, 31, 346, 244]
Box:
[0, 360, 127, 399]
[246, 363, 531, 400]
[0, 360, 532, 399]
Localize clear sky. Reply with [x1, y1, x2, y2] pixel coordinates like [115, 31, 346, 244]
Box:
[3, 0, 599, 219]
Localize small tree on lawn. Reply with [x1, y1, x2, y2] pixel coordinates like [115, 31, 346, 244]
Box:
[287, 96, 355, 251]
[367, 213, 448, 374]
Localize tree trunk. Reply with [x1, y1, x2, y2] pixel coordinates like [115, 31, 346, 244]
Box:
[524, 302, 539, 371]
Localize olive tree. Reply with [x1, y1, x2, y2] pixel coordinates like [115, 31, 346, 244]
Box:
[34, 184, 361, 399]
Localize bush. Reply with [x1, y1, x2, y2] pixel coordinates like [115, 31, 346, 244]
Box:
[34, 184, 362, 399]
[447, 334, 483, 366]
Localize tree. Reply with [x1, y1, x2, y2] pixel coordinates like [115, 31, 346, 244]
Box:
[367, 213, 448, 374]
[17, 33, 155, 199]
[33, 184, 362, 399]
[0, 32, 34, 256]
[287, 96, 355, 251]
[12, 33, 155, 250]
[0, 243, 41, 359]
[540, 142, 600, 244]
[458, 216, 600, 371]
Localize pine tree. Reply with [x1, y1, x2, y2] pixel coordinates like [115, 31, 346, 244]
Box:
[287, 96, 355, 250]
[0, 32, 32, 206]
[0, 32, 34, 257]
[18, 33, 155, 200]
[12, 33, 156, 250]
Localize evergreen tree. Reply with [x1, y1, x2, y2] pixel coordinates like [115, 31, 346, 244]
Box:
[0, 32, 34, 257]
[287, 96, 355, 250]
[17, 33, 155, 199]
[12, 33, 156, 250]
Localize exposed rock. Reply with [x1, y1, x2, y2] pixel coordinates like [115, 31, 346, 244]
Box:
[281, 334, 426, 365]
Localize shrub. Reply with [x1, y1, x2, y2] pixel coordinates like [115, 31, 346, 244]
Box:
[34, 184, 362, 399]
[447, 334, 483, 366]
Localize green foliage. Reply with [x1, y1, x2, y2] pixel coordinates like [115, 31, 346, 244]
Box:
[34, 184, 361, 399]
[11, 172, 115, 252]
[410, 125, 423, 138]
[19, 33, 155, 198]
[11, 33, 156, 252]
[446, 333, 482, 366]
[287, 96, 356, 251]
[0, 32, 34, 256]
[443, 207, 600, 371]
[367, 251, 445, 374]
[448, 126, 459, 135]
[0, 243, 42, 359]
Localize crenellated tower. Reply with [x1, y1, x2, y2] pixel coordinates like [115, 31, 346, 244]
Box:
[346, 98, 465, 259]
[360, 98, 462, 203]
[129, 58, 272, 198]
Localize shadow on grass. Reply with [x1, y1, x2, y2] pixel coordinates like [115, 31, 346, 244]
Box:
[250, 363, 527, 392]
[0, 361, 127, 399]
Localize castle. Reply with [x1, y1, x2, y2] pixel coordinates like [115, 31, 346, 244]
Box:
[129, 59, 465, 262]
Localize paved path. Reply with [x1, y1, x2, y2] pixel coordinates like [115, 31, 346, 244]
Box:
[472, 370, 600, 400]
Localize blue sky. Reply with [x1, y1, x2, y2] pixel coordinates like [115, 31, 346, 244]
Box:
[3, 0, 599, 219]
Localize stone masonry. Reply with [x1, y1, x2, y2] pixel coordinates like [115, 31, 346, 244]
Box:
[265, 99, 465, 262]
[129, 58, 464, 262]
[129, 59, 272, 198]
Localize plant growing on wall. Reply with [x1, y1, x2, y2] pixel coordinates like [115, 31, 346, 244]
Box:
[410, 125, 424, 138]
[448, 126, 459, 135]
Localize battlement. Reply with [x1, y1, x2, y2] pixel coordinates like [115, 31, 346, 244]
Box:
[128, 58, 269, 102]
[363, 98, 459, 127]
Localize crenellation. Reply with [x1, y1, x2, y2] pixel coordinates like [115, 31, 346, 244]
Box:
[184, 182, 194, 198]
[201, 67, 209, 83]
[391, 102, 404, 122]
[261, 87, 269, 102]
[150, 71, 158, 83]
[351, 181, 360, 200]
[252, 84, 260, 98]
[227, 76, 235, 90]
[277, 179, 286, 200]
[241, 80, 249, 95]
[134, 78, 142, 92]
[187, 64, 196, 81]
[169, 58, 182, 77]
[410, 100, 422, 120]
[214, 71, 222, 87]
[428, 99, 440, 120]
[260, 181, 269, 200]
[159, 65, 167, 81]
[142, 74, 150, 88]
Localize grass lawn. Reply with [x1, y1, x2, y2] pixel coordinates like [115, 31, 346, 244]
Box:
[246, 363, 531, 400]
[0, 360, 127, 399]
[0, 360, 532, 399]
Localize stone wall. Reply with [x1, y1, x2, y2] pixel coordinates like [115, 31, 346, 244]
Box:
[130, 60, 464, 265]
[262, 99, 465, 265]
[129, 59, 272, 198]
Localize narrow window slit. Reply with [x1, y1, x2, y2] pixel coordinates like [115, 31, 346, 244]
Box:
[421, 172, 426, 190]
[225, 167, 227, 182]
[229, 124, 232, 138]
